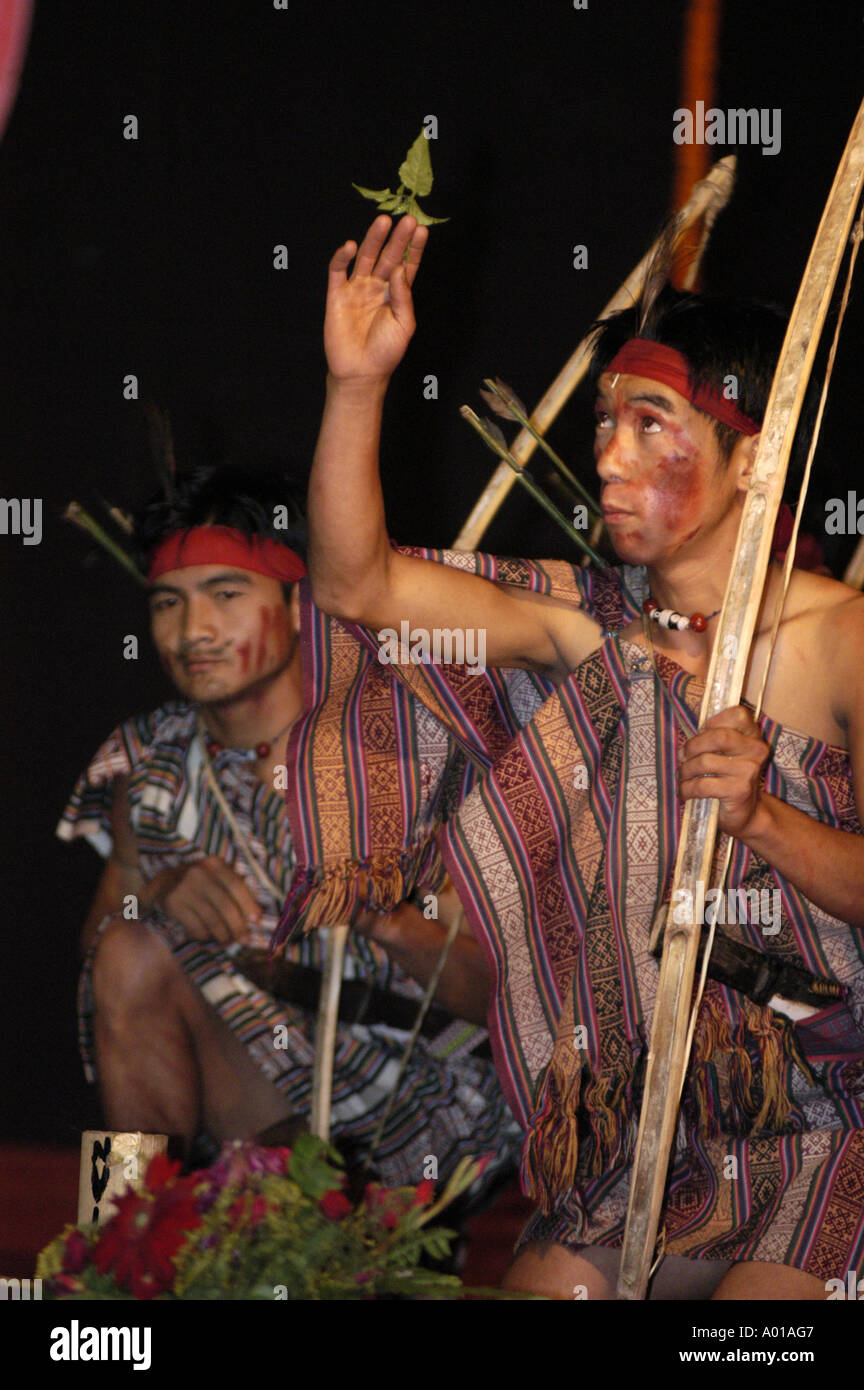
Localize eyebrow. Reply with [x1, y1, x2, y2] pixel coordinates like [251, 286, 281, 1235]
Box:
[148, 571, 255, 597]
[596, 388, 679, 413]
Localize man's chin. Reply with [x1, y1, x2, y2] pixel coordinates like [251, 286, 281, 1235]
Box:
[608, 532, 652, 567]
[172, 671, 234, 703]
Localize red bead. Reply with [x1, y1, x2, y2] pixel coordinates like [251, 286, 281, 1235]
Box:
[206, 739, 222, 756]
[643, 597, 659, 614]
[689, 613, 707, 632]
[255, 742, 271, 759]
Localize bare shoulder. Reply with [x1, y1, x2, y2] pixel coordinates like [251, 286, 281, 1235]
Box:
[777, 567, 864, 628]
[786, 568, 864, 709]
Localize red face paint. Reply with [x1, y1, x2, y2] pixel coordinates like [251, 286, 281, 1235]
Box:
[594, 373, 730, 564]
[236, 640, 251, 675]
[254, 605, 274, 674]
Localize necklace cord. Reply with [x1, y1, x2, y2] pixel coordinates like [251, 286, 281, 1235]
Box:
[197, 725, 286, 905]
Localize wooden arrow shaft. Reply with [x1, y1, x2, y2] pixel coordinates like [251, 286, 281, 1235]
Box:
[617, 98, 864, 1301]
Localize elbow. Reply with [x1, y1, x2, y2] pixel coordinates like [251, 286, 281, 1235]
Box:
[308, 560, 389, 627]
[308, 577, 372, 625]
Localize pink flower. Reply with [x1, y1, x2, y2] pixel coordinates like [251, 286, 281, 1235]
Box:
[319, 1189, 352, 1221]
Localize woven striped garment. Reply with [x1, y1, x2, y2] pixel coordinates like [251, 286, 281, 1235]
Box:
[278, 551, 864, 1280]
[57, 702, 521, 1190]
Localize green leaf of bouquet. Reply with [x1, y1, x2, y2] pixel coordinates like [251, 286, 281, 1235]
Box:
[287, 1132, 345, 1199]
[406, 197, 449, 227]
[352, 183, 394, 202]
[399, 129, 434, 196]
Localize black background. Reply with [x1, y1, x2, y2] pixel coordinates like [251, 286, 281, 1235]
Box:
[0, 0, 862, 1144]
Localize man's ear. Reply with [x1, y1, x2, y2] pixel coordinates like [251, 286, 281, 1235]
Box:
[732, 432, 761, 493]
[288, 582, 301, 635]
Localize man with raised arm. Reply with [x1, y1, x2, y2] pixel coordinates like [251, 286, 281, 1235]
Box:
[298, 212, 864, 1299]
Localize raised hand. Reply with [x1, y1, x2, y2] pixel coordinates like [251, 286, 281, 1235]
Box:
[324, 214, 428, 383]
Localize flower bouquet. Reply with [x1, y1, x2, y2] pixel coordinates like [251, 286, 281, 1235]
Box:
[37, 1134, 499, 1300]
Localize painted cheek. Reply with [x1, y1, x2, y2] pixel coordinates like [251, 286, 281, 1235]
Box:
[646, 437, 705, 538]
[253, 604, 288, 673]
[236, 640, 251, 675]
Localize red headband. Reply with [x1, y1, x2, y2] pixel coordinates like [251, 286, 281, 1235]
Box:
[605, 339, 760, 436]
[147, 526, 307, 584]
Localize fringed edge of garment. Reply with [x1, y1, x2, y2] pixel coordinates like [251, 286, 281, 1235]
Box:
[691, 989, 815, 1136]
[520, 1049, 641, 1213]
[271, 838, 448, 953]
[521, 990, 818, 1213]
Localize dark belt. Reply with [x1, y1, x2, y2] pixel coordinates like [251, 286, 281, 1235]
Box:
[651, 923, 843, 1010]
[231, 947, 492, 1059]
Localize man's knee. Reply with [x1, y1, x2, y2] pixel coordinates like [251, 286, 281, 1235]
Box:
[91, 919, 178, 1014]
[501, 1241, 614, 1300]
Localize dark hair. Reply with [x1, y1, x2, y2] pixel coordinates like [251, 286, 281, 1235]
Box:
[134, 463, 306, 595]
[589, 287, 788, 460]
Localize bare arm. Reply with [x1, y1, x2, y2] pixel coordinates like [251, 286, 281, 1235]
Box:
[680, 603, 864, 930]
[311, 214, 598, 678]
[79, 777, 263, 954]
[353, 884, 490, 1025]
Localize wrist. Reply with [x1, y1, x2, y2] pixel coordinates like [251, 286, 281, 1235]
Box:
[139, 869, 170, 912]
[325, 372, 390, 403]
[737, 792, 780, 852]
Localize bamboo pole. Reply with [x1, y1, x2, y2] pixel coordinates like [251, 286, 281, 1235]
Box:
[309, 924, 349, 1140]
[453, 156, 736, 551]
[616, 98, 864, 1302]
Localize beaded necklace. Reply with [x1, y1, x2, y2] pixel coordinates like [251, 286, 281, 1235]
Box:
[642, 596, 721, 633]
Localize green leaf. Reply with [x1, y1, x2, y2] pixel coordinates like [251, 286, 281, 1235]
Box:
[352, 183, 395, 203]
[377, 193, 409, 214]
[406, 197, 449, 227]
[399, 130, 434, 196]
[288, 1133, 345, 1200]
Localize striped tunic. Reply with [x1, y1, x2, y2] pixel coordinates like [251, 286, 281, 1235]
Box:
[57, 702, 521, 1189]
[279, 555, 864, 1280]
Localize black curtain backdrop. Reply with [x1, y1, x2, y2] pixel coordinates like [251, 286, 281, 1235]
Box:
[1, 0, 861, 1143]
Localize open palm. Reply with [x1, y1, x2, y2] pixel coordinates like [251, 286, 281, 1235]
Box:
[324, 214, 428, 381]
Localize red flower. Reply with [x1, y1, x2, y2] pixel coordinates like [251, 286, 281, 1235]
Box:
[363, 1181, 411, 1229]
[92, 1162, 202, 1299]
[143, 1153, 183, 1191]
[319, 1189, 352, 1221]
[61, 1229, 91, 1275]
[249, 1194, 270, 1225]
[411, 1178, 435, 1208]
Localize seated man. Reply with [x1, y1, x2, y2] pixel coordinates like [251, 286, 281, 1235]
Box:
[291, 212, 864, 1299]
[58, 462, 521, 1190]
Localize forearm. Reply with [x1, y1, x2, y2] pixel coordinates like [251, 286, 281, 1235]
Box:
[742, 793, 864, 929]
[80, 858, 145, 956]
[364, 903, 490, 1025]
